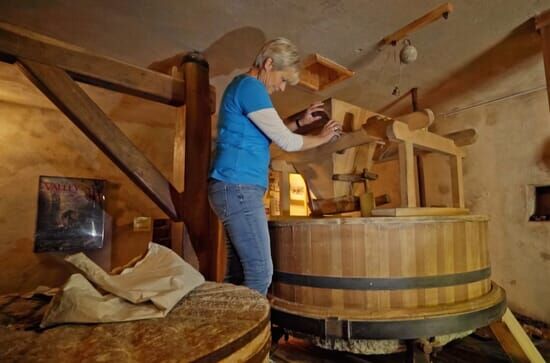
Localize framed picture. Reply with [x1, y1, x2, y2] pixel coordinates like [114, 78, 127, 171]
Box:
[34, 176, 106, 252]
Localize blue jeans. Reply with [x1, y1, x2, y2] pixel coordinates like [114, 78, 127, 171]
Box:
[208, 179, 273, 295]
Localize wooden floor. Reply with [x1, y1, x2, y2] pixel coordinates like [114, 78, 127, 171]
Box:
[271, 333, 550, 363]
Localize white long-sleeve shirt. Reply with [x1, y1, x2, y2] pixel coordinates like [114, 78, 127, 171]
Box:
[248, 108, 303, 152]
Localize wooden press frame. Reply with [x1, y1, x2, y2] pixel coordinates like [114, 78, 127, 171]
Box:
[0, 22, 222, 280]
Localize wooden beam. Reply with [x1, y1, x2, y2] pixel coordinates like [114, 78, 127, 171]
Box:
[380, 3, 454, 46]
[388, 120, 465, 157]
[536, 10, 550, 112]
[18, 59, 180, 220]
[0, 21, 185, 106]
[376, 128, 477, 162]
[272, 126, 382, 163]
[490, 308, 546, 363]
[180, 52, 220, 281]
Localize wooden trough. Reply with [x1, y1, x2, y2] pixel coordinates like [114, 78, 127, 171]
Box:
[268, 215, 506, 351]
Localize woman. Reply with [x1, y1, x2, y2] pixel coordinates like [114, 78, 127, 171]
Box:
[208, 38, 342, 295]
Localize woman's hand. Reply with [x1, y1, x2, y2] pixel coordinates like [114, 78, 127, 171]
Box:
[320, 119, 343, 142]
[300, 102, 326, 126]
[298, 119, 343, 150]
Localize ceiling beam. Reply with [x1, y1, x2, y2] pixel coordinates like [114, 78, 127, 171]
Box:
[380, 3, 454, 46]
[0, 21, 186, 106]
[18, 58, 180, 220]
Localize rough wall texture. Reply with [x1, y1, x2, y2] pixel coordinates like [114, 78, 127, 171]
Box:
[0, 99, 174, 294]
[425, 89, 550, 323]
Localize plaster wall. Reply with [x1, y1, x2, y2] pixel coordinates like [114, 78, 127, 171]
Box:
[425, 89, 550, 323]
[0, 95, 175, 294]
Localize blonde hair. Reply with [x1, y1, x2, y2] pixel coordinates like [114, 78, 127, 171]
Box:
[253, 38, 300, 85]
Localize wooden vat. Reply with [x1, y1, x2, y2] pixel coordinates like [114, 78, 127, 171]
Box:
[269, 215, 506, 340]
[0, 283, 270, 363]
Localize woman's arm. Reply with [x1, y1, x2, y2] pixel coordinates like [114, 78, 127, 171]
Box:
[248, 109, 341, 152]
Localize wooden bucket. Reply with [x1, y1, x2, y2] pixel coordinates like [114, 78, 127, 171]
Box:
[269, 215, 506, 340]
[0, 283, 270, 363]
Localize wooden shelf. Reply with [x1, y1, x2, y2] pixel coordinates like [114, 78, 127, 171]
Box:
[298, 53, 354, 91]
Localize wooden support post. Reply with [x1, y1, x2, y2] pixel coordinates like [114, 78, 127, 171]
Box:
[169, 66, 190, 262]
[536, 10, 550, 112]
[18, 58, 180, 220]
[417, 155, 427, 207]
[399, 141, 417, 207]
[450, 155, 465, 208]
[490, 308, 546, 363]
[180, 52, 220, 281]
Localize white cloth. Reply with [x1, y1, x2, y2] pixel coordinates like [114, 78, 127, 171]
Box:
[41, 242, 205, 327]
[248, 108, 303, 151]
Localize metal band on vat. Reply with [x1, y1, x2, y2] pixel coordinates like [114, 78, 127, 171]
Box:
[273, 267, 491, 290]
[271, 295, 506, 340]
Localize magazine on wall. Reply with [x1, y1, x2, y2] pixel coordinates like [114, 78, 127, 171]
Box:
[34, 176, 106, 252]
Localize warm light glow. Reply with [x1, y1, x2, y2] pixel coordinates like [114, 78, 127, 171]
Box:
[289, 173, 309, 216]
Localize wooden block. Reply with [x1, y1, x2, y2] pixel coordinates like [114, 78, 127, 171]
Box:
[309, 195, 360, 216]
[298, 53, 354, 91]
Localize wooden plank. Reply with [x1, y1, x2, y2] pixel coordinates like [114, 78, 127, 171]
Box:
[371, 207, 469, 217]
[380, 3, 454, 46]
[180, 53, 220, 281]
[18, 58, 179, 220]
[0, 21, 185, 106]
[398, 141, 416, 207]
[491, 308, 546, 363]
[499, 308, 546, 363]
